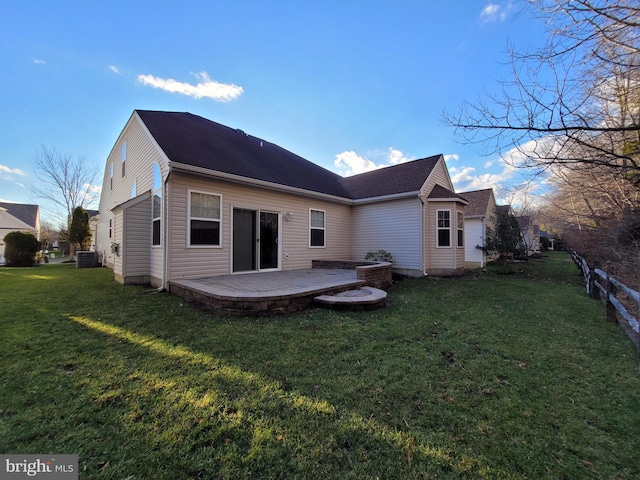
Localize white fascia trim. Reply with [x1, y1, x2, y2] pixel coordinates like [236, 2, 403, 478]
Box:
[111, 190, 151, 213]
[169, 162, 353, 205]
[352, 191, 420, 205]
[427, 197, 469, 205]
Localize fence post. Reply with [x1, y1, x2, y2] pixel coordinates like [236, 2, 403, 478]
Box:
[637, 284, 640, 368]
[605, 262, 618, 324]
[588, 267, 600, 300]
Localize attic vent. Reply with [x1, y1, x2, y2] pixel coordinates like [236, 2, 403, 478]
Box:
[235, 128, 247, 136]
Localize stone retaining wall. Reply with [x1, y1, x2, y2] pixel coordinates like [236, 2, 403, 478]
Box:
[311, 259, 393, 289]
[169, 282, 363, 316]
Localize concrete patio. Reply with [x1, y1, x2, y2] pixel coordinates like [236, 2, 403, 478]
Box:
[168, 262, 392, 315]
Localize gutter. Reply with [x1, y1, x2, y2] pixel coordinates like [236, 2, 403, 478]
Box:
[169, 163, 424, 206]
[352, 191, 420, 205]
[169, 162, 354, 205]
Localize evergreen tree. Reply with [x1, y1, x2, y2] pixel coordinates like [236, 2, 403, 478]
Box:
[69, 206, 91, 251]
[484, 208, 522, 260]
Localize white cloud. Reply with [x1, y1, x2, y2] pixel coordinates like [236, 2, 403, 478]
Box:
[33, 58, 46, 64]
[452, 139, 558, 195]
[84, 183, 102, 196]
[452, 165, 516, 192]
[0, 164, 26, 181]
[137, 71, 243, 101]
[480, 3, 511, 23]
[108, 65, 121, 74]
[387, 147, 412, 165]
[334, 147, 414, 176]
[444, 154, 459, 163]
[334, 151, 380, 176]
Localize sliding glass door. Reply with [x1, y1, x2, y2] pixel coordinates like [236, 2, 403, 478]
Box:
[232, 208, 279, 272]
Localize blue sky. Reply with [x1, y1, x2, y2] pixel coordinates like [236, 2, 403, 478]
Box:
[0, 1, 545, 225]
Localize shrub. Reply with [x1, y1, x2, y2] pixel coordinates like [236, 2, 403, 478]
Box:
[365, 250, 394, 262]
[4, 231, 40, 267]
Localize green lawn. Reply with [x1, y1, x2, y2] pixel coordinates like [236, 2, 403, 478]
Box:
[1, 252, 639, 479]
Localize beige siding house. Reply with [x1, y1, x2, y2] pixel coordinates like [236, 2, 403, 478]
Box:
[96, 110, 468, 287]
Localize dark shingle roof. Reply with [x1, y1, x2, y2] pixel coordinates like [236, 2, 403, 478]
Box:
[427, 184, 468, 202]
[136, 110, 351, 198]
[517, 216, 531, 229]
[460, 188, 493, 217]
[340, 155, 441, 200]
[0, 202, 39, 228]
[496, 205, 511, 215]
[135, 111, 453, 202]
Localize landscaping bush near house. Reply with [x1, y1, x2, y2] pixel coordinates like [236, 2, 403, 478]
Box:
[3, 231, 40, 266]
[1, 252, 640, 479]
[365, 249, 393, 262]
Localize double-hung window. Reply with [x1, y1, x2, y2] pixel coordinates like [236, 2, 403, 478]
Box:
[189, 191, 221, 246]
[437, 210, 451, 247]
[152, 194, 161, 246]
[309, 209, 325, 247]
[457, 212, 464, 247]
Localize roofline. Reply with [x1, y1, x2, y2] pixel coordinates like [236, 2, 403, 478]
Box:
[352, 191, 420, 205]
[169, 162, 354, 205]
[427, 197, 469, 205]
[112, 190, 152, 212]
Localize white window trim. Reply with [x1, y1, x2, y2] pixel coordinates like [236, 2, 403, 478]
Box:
[457, 211, 464, 248]
[436, 209, 452, 248]
[187, 189, 222, 248]
[152, 194, 162, 248]
[121, 141, 127, 178]
[309, 208, 326, 248]
[151, 164, 162, 248]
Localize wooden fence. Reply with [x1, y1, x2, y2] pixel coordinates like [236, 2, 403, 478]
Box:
[570, 250, 640, 339]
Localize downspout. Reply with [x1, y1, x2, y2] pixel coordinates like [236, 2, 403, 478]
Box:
[419, 196, 428, 276]
[452, 206, 457, 272]
[481, 217, 486, 267]
[162, 172, 169, 290]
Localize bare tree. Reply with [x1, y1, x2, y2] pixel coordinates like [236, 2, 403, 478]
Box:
[444, 0, 640, 176]
[32, 146, 99, 227]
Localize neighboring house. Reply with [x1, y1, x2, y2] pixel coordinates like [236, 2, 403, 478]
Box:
[516, 216, 541, 256]
[96, 110, 467, 287]
[540, 230, 555, 250]
[0, 202, 41, 264]
[86, 209, 99, 251]
[459, 188, 497, 268]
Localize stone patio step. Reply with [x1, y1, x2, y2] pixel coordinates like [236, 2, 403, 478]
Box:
[314, 286, 387, 310]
